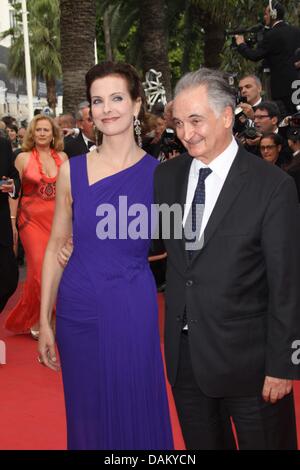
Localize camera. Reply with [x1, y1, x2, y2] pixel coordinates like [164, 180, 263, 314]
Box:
[239, 126, 261, 140]
[239, 96, 248, 104]
[226, 23, 266, 48]
[234, 94, 249, 135]
[159, 129, 185, 158]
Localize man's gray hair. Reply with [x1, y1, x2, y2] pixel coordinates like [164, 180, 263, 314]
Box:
[76, 101, 90, 121]
[239, 74, 262, 89]
[174, 68, 236, 116]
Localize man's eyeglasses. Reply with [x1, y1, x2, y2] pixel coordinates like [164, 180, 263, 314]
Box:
[254, 115, 270, 120]
[260, 144, 277, 151]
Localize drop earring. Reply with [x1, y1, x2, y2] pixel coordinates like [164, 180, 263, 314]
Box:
[94, 125, 100, 153]
[134, 116, 142, 148]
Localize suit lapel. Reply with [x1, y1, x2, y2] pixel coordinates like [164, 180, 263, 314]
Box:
[177, 154, 193, 212]
[79, 132, 89, 153]
[192, 147, 249, 261]
[173, 154, 193, 265]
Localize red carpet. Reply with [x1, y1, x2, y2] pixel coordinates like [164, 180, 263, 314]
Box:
[0, 283, 299, 450]
[0, 284, 184, 450]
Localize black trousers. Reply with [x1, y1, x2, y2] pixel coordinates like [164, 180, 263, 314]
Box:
[172, 332, 298, 450]
[0, 245, 18, 313]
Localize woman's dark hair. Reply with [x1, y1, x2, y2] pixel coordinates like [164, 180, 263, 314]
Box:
[6, 124, 18, 134]
[85, 61, 146, 122]
[260, 132, 283, 146]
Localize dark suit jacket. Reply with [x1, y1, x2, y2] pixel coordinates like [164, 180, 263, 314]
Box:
[0, 137, 20, 247]
[64, 131, 89, 158]
[286, 153, 300, 201]
[154, 146, 300, 397]
[237, 22, 300, 101]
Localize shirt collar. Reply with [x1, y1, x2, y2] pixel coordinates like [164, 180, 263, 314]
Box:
[82, 132, 94, 146]
[272, 20, 284, 28]
[252, 97, 262, 107]
[191, 138, 238, 181]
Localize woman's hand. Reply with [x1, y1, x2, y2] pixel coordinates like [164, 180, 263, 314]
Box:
[38, 324, 60, 371]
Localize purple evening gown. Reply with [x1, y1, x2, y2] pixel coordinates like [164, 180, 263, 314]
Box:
[56, 153, 173, 450]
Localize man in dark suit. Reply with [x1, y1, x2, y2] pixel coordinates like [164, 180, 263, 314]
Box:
[154, 67, 300, 449]
[235, 2, 300, 114]
[0, 137, 20, 312]
[64, 101, 96, 158]
[286, 126, 300, 201]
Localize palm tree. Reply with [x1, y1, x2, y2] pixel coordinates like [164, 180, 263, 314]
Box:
[60, 0, 96, 113]
[96, 0, 139, 63]
[30, 0, 61, 111]
[1, 0, 61, 112]
[139, 0, 172, 100]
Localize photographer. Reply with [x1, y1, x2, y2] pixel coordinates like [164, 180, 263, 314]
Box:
[254, 101, 292, 166]
[149, 101, 186, 162]
[234, 75, 264, 151]
[235, 2, 300, 114]
[159, 101, 186, 161]
[238, 75, 263, 119]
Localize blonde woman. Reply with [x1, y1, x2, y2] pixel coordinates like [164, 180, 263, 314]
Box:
[5, 115, 68, 337]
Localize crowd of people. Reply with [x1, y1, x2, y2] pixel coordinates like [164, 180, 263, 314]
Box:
[1, 0, 300, 453]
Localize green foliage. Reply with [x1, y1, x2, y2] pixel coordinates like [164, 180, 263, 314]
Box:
[1, 0, 61, 81]
[4, 0, 300, 95]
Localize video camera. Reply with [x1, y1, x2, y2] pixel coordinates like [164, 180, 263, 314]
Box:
[226, 23, 266, 48]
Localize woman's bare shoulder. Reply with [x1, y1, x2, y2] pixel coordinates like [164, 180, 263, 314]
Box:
[15, 151, 31, 169]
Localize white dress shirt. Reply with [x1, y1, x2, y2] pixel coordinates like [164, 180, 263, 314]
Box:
[82, 132, 97, 152]
[183, 138, 239, 240]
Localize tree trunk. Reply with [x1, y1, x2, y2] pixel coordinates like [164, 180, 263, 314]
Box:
[60, 0, 96, 113]
[139, 0, 172, 101]
[181, 0, 193, 75]
[203, 16, 225, 69]
[46, 75, 57, 114]
[103, 10, 114, 61]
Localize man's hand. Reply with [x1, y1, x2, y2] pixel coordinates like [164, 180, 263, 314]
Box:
[235, 35, 245, 46]
[262, 376, 293, 404]
[62, 128, 75, 137]
[57, 237, 73, 268]
[0, 177, 14, 194]
[239, 103, 255, 120]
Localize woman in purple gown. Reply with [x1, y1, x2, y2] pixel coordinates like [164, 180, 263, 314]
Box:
[38, 62, 173, 450]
